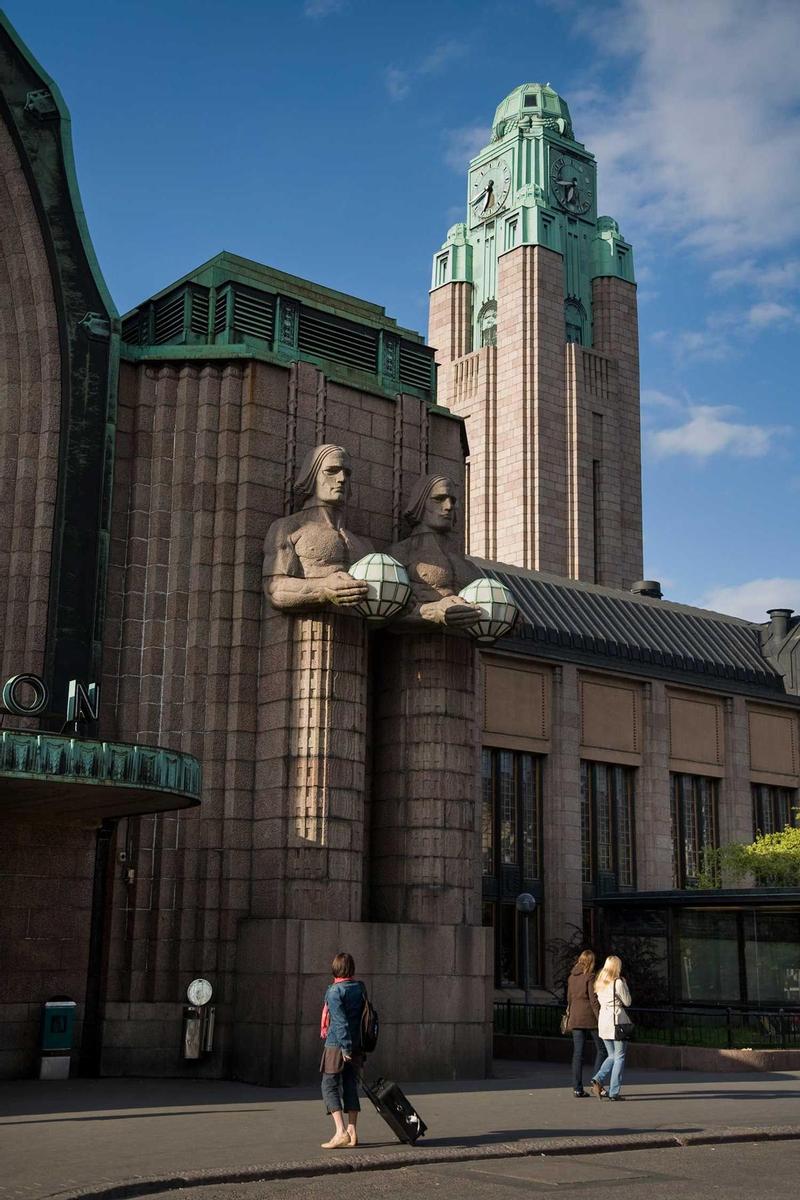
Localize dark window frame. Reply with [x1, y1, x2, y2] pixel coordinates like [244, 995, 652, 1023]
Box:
[481, 747, 544, 988]
[672, 773, 719, 887]
[752, 783, 797, 836]
[580, 761, 636, 893]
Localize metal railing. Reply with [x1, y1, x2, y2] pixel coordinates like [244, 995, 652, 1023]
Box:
[494, 1000, 800, 1049]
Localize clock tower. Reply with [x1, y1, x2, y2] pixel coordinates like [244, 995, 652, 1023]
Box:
[429, 83, 642, 588]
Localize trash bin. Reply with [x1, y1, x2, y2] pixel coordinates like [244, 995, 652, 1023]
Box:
[40, 996, 76, 1080]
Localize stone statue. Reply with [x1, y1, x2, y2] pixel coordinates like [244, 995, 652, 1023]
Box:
[263, 444, 372, 612]
[389, 475, 483, 629]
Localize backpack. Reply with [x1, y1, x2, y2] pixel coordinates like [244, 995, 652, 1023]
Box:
[360, 990, 379, 1053]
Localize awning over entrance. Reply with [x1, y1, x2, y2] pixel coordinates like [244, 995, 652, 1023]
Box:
[0, 730, 201, 819]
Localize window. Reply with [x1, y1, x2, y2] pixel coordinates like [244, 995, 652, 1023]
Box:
[672, 773, 718, 887]
[482, 749, 541, 881]
[504, 216, 518, 251]
[580, 762, 635, 890]
[482, 748, 543, 988]
[753, 783, 797, 835]
[435, 253, 449, 286]
[524, 93, 538, 107]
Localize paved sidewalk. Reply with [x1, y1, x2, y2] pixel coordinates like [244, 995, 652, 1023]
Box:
[0, 1061, 799, 1200]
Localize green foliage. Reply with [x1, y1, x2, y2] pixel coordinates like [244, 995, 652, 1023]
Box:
[694, 825, 800, 889]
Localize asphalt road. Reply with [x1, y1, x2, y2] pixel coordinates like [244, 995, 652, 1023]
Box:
[138, 1141, 800, 1200]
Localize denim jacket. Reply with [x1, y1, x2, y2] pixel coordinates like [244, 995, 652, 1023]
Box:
[324, 980, 365, 1054]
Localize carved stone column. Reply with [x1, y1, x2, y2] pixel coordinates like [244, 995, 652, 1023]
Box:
[285, 610, 367, 917]
[371, 630, 481, 926]
[253, 608, 367, 922]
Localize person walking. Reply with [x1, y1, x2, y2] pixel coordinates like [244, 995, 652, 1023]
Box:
[319, 952, 366, 1149]
[590, 954, 633, 1101]
[565, 949, 606, 1097]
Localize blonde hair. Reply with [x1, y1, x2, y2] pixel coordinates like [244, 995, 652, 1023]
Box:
[574, 950, 595, 975]
[594, 955, 623, 991]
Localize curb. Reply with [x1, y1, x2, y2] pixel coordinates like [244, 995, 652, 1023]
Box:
[43, 1124, 800, 1200]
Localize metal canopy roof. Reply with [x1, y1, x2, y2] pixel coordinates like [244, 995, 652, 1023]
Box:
[0, 731, 202, 821]
[474, 561, 783, 692]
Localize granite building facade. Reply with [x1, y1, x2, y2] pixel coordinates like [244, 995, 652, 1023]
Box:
[2, 20, 799, 1085]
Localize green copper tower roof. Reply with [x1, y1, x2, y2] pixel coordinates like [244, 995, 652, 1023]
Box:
[491, 82, 574, 142]
[431, 81, 634, 348]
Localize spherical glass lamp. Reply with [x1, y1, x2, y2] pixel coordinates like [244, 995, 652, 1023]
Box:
[457, 577, 518, 643]
[348, 553, 412, 622]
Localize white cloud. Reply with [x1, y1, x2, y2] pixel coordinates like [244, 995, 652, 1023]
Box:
[418, 41, 467, 76]
[384, 67, 410, 101]
[303, 0, 345, 17]
[443, 123, 490, 172]
[641, 387, 683, 412]
[648, 403, 789, 460]
[652, 296, 798, 361]
[698, 578, 800, 622]
[747, 301, 797, 327]
[651, 321, 736, 363]
[384, 40, 468, 101]
[573, 0, 800, 263]
[711, 259, 800, 293]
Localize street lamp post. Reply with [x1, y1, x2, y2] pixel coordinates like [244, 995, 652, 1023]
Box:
[515, 892, 537, 1006]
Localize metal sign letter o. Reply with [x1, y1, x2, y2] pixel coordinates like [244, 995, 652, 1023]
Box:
[1, 674, 50, 716]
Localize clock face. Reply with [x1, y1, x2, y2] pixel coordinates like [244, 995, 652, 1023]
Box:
[470, 157, 511, 222]
[187, 977, 213, 1006]
[550, 153, 594, 215]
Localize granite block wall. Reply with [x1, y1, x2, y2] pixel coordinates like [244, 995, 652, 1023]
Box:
[0, 819, 97, 1076]
[232, 918, 492, 1085]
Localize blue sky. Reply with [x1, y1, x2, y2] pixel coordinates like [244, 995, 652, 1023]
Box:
[5, 0, 798, 620]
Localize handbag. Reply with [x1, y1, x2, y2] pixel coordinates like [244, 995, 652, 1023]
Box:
[560, 1004, 570, 1035]
[613, 979, 634, 1041]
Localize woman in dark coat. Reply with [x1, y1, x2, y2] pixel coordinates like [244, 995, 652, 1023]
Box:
[565, 949, 607, 1096]
[319, 951, 366, 1148]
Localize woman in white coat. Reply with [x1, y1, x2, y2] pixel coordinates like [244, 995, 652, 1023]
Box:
[590, 955, 632, 1101]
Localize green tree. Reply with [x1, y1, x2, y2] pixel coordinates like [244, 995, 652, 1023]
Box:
[696, 825, 800, 888]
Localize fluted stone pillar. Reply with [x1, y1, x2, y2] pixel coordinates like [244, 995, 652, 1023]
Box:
[721, 696, 754, 854]
[637, 681, 674, 890]
[542, 664, 583, 985]
[254, 609, 368, 921]
[371, 630, 481, 926]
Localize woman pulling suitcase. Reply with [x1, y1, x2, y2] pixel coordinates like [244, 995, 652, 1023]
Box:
[319, 950, 427, 1149]
[319, 952, 366, 1148]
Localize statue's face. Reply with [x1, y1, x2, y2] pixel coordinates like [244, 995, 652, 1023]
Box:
[423, 480, 457, 531]
[314, 451, 351, 506]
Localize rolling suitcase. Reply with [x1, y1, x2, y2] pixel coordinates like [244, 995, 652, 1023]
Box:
[360, 1075, 428, 1144]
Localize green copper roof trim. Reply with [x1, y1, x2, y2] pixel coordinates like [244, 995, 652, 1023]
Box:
[0, 729, 201, 801]
[121, 252, 438, 400]
[120, 340, 441, 406]
[129, 251, 424, 342]
[590, 217, 636, 284]
[0, 12, 118, 323]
